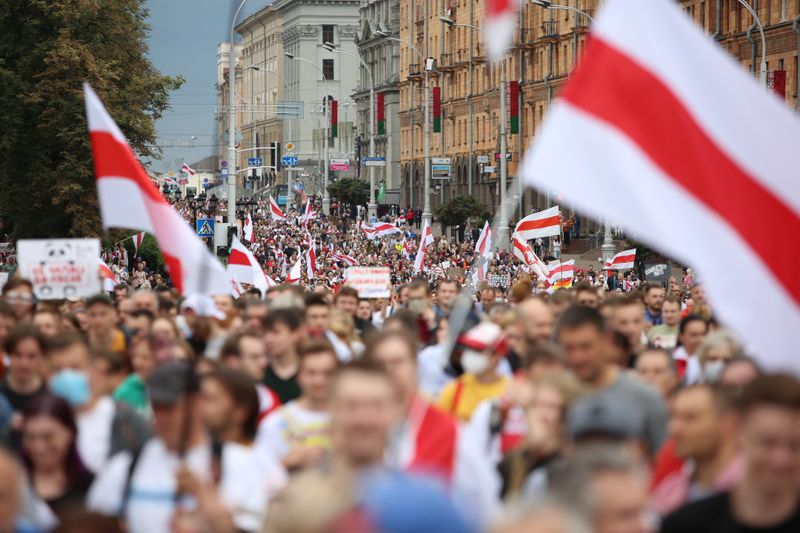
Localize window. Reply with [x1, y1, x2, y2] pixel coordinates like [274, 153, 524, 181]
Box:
[322, 25, 335, 45]
[323, 59, 334, 80]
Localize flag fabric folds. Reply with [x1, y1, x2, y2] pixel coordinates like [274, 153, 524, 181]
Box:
[243, 213, 254, 242]
[84, 84, 229, 296]
[547, 260, 576, 289]
[331, 251, 358, 266]
[286, 256, 302, 285]
[227, 237, 273, 295]
[605, 249, 637, 271]
[270, 196, 287, 221]
[305, 241, 317, 280]
[512, 234, 550, 281]
[485, 0, 517, 61]
[413, 222, 434, 273]
[131, 232, 145, 257]
[472, 221, 493, 286]
[181, 163, 196, 176]
[98, 258, 118, 292]
[514, 206, 561, 241]
[521, 0, 800, 370]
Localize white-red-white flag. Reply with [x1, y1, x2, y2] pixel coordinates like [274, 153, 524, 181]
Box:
[98, 258, 118, 292]
[286, 256, 303, 285]
[227, 236, 272, 295]
[485, 0, 518, 61]
[547, 260, 576, 288]
[181, 163, 196, 176]
[84, 84, 229, 296]
[514, 206, 561, 241]
[361, 224, 378, 240]
[243, 213, 254, 242]
[413, 222, 434, 273]
[131, 232, 145, 256]
[512, 234, 550, 281]
[331, 251, 358, 266]
[269, 196, 287, 221]
[305, 241, 317, 279]
[522, 0, 800, 369]
[605, 248, 637, 271]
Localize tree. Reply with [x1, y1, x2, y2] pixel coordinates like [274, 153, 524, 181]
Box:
[434, 196, 491, 228]
[0, 0, 182, 239]
[327, 178, 370, 207]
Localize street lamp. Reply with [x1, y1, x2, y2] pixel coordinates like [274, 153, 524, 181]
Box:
[374, 29, 432, 230]
[284, 52, 332, 214]
[530, 0, 595, 23]
[228, 0, 249, 228]
[440, 17, 510, 248]
[322, 42, 378, 220]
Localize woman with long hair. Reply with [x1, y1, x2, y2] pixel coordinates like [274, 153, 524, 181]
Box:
[21, 394, 94, 521]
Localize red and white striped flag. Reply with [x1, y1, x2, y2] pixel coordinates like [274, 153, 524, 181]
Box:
[512, 234, 550, 281]
[514, 206, 561, 241]
[269, 196, 287, 221]
[84, 84, 229, 296]
[361, 224, 378, 240]
[243, 213, 254, 242]
[485, 0, 519, 61]
[522, 0, 800, 369]
[305, 241, 317, 279]
[547, 260, 576, 289]
[605, 248, 637, 271]
[131, 232, 145, 256]
[98, 258, 118, 292]
[286, 256, 303, 285]
[227, 236, 273, 295]
[300, 199, 317, 228]
[331, 251, 358, 266]
[181, 163, 196, 176]
[472, 221, 493, 285]
[413, 222, 434, 273]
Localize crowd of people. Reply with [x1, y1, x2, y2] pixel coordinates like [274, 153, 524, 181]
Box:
[0, 198, 796, 533]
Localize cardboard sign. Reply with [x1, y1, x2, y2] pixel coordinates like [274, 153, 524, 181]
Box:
[644, 263, 672, 284]
[344, 267, 391, 298]
[18, 239, 101, 299]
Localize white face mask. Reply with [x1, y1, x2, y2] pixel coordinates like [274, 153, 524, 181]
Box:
[461, 349, 491, 375]
[703, 360, 726, 383]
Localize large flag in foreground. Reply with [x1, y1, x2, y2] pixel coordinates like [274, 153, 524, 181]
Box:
[521, 0, 800, 370]
[84, 84, 229, 295]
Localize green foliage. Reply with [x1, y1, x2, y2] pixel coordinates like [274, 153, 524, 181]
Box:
[0, 0, 182, 239]
[434, 196, 491, 228]
[327, 178, 370, 207]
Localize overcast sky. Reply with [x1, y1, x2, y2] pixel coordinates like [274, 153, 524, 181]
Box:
[145, 0, 269, 172]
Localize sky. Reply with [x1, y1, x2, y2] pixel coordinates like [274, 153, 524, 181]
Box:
[144, 0, 270, 172]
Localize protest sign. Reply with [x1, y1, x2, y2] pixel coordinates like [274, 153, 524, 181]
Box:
[344, 266, 391, 298]
[18, 239, 101, 299]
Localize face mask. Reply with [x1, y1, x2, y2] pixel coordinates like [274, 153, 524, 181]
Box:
[461, 350, 491, 375]
[703, 360, 726, 383]
[50, 369, 91, 408]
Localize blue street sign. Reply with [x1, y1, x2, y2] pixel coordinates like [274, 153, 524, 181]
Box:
[203, 177, 209, 183]
[282, 155, 299, 166]
[277, 195, 287, 205]
[196, 218, 215, 237]
[220, 160, 228, 168]
[294, 182, 305, 191]
[361, 156, 386, 162]
[248, 157, 263, 166]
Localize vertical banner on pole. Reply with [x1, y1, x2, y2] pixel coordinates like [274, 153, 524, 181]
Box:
[508, 80, 519, 134]
[377, 93, 385, 135]
[331, 99, 339, 138]
[432, 87, 441, 133]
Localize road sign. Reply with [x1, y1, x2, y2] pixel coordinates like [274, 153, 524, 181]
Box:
[362, 156, 385, 162]
[247, 157, 263, 166]
[476, 155, 490, 164]
[285, 142, 295, 152]
[282, 155, 299, 166]
[494, 152, 513, 161]
[330, 158, 350, 171]
[220, 160, 228, 168]
[203, 177, 209, 183]
[196, 218, 215, 237]
[432, 164, 451, 179]
[220, 168, 228, 176]
[432, 157, 451, 165]
[362, 156, 386, 167]
[277, 101, 305, 119]
[483, 165, 496, 173]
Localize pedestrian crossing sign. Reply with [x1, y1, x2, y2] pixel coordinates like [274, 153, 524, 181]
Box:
[196, 218, 215, 237]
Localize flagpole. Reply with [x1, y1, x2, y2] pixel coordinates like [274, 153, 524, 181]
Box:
[229, 0, 249, 236]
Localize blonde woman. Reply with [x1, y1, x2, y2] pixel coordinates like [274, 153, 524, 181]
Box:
[328, 309, 364, 358]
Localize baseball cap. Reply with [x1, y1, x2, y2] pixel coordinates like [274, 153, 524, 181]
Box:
[146, 360, 200, 406]
[567, 391, 644, 442]
[458, 321, 508, 355]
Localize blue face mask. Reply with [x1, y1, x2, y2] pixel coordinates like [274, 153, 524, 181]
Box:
[50, 369, 91, 408]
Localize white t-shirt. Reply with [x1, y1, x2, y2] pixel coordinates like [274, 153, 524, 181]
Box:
[77, 396, 115, 473]
[256, 401, 331, 460]
[87, 439, 286, 533]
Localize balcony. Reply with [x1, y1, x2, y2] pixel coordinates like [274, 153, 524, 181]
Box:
[408, 63, 421, 78]
[518, 27, 537, 48]
[439, 53, 456, 71]
[541, 20, 559, 43]
[455, 48, 469, 64]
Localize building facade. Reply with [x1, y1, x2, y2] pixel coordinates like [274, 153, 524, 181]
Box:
[275, 0, 361, 198]
[354, 0, 402, 203]
[236, 6, 286, 192]
[398, 0, 800, 217]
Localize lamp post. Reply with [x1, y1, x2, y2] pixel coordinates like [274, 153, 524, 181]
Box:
[228, 0, 249, 226]
[285, 52, 331, 214]
[440, 17, 510, 247]
[375, 30, 431, 230]
[322, 42, 377, 220]
[530, 0, 595, 23]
